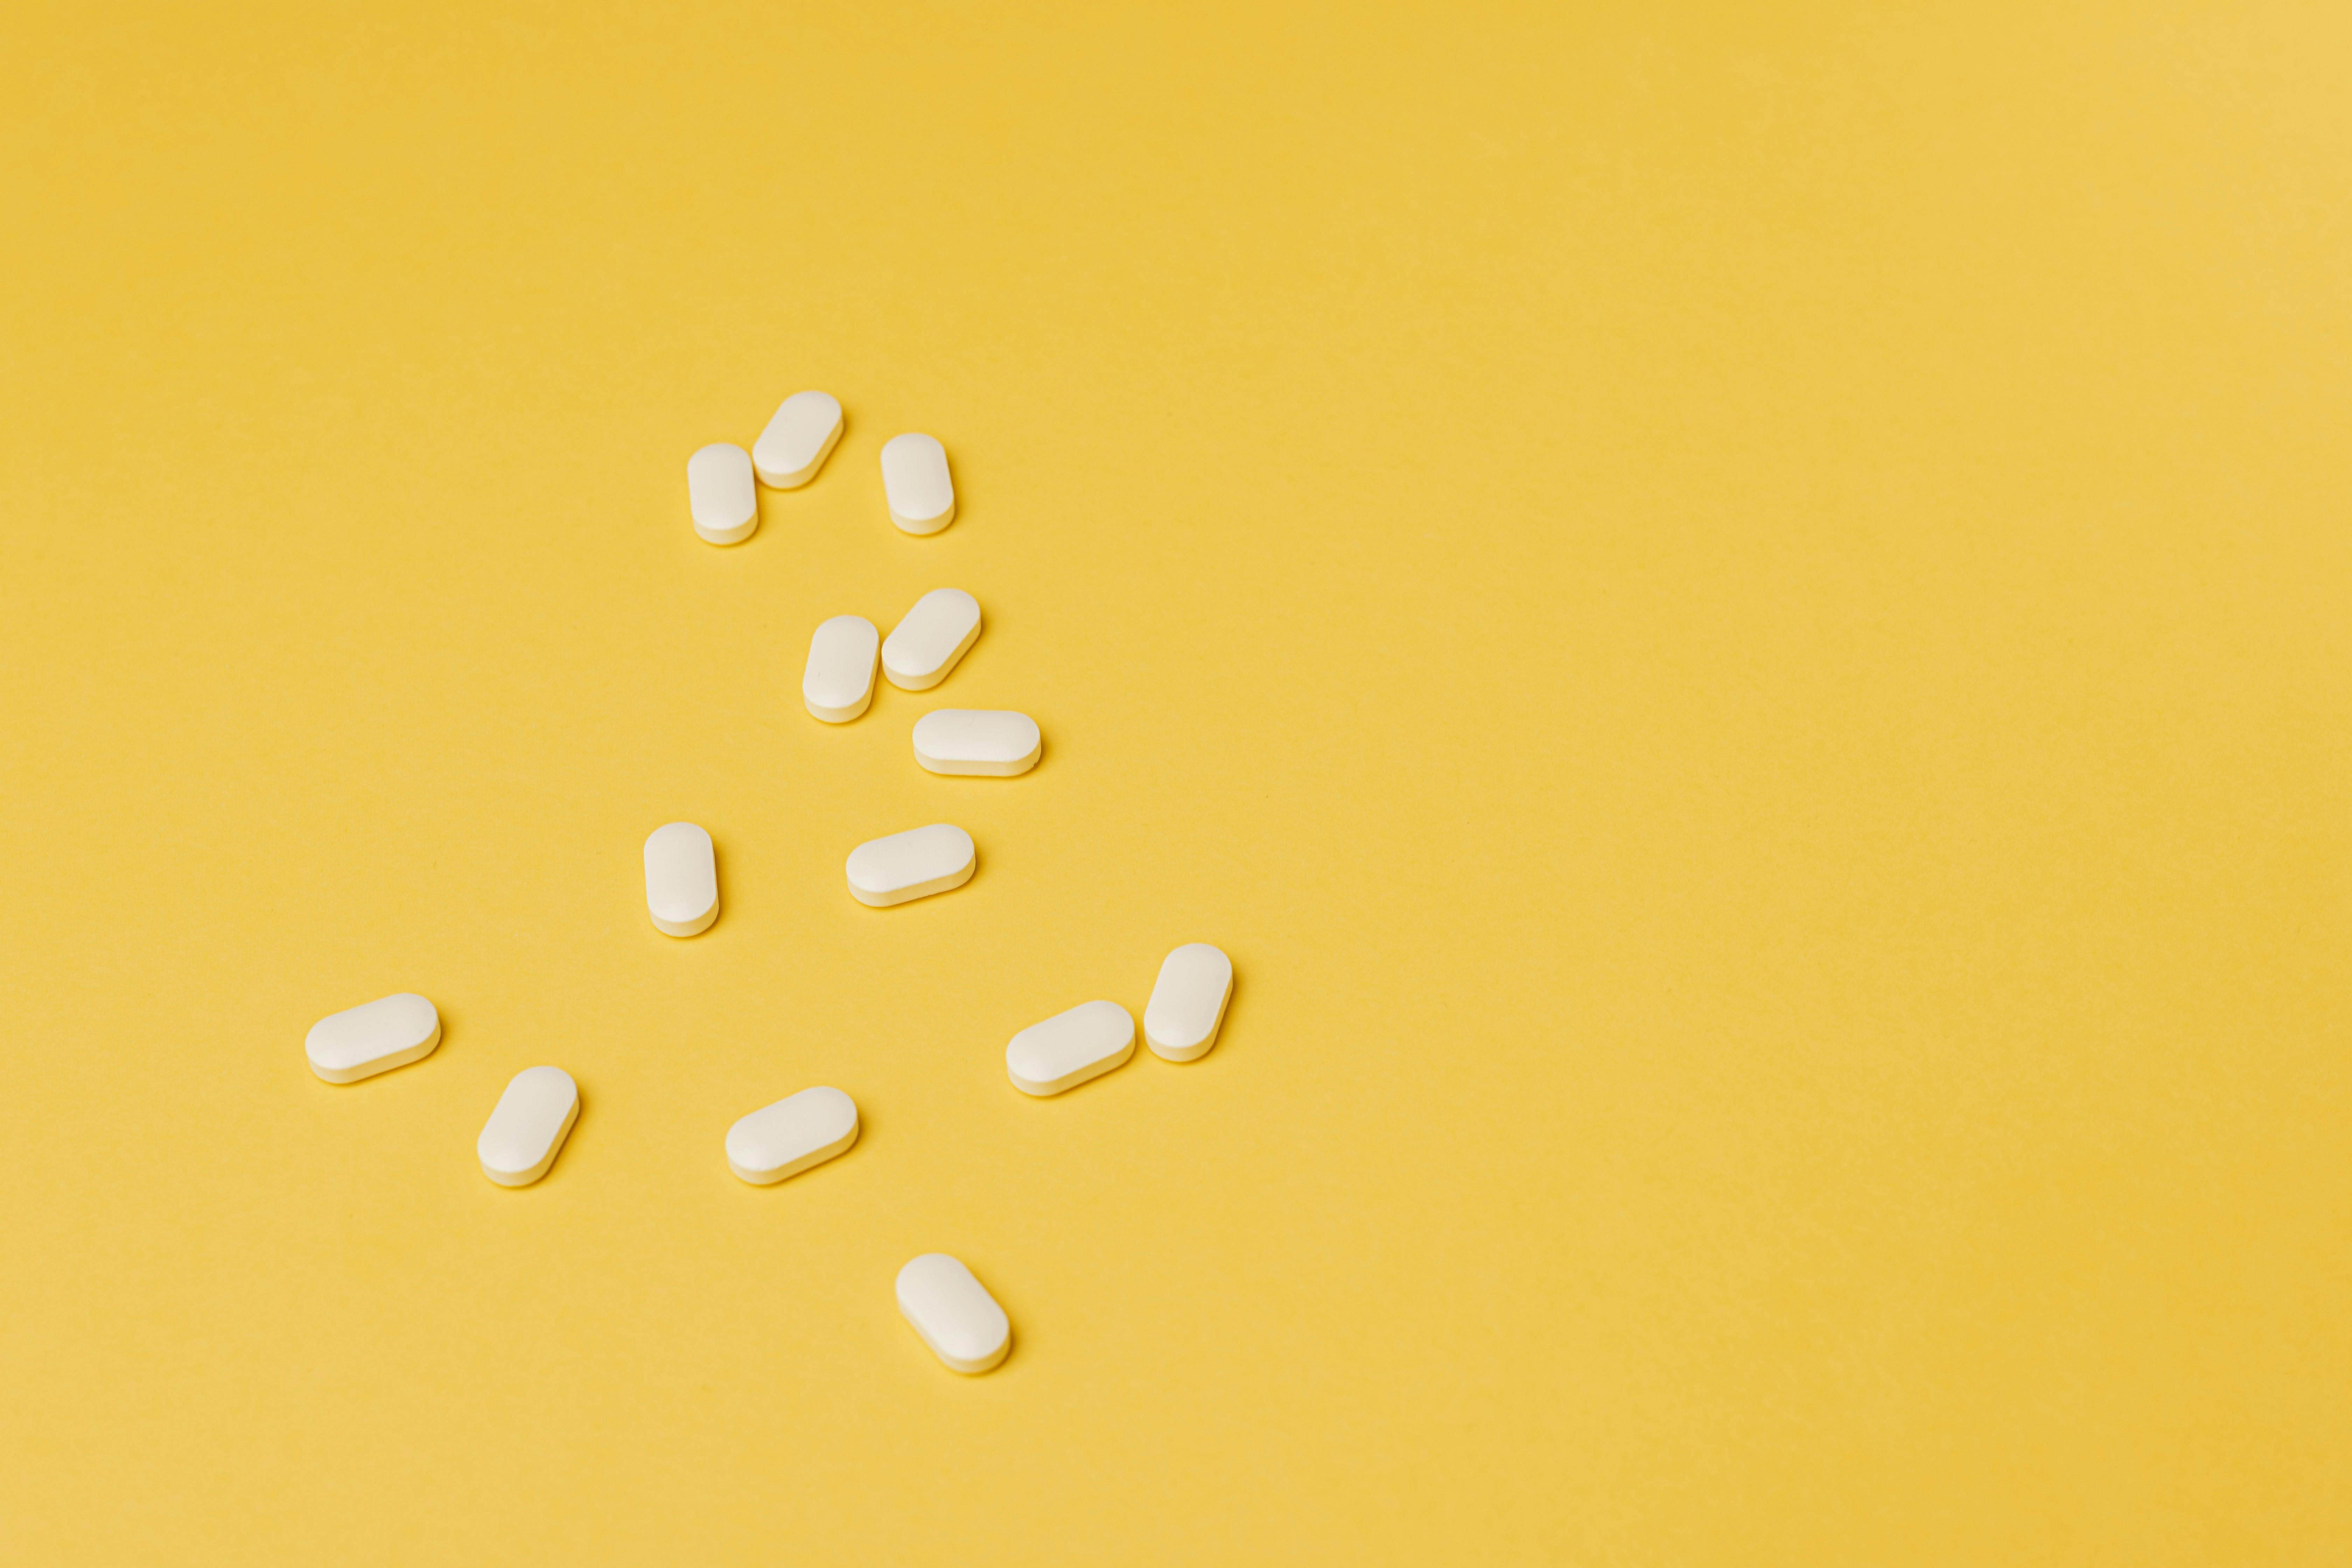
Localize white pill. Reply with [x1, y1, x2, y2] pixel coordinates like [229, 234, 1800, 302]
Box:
[881, 588, 982, 691]
[846, 823, 975, 907]
[880, 433, 956, 534]
[911, 709, 1041, 777]
[304, 992, 441, 1083]
[896, 1254, 1010, 1373]
[643, 822, 719, 937]
[752, 390, 843, 489]
[1006, 1000, 1135, 1096]
[1144, 943, 1233, 1062]
[726, 1086, 859, 1184]
[477, 1066, 580, 1187]
[804, 615, 880, 722]
[688, 443, 759, 545]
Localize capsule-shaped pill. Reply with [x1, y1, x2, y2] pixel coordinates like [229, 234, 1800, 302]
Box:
[880, 433, 955, 534]
[804, 615, 880, 722]
[752, 390, 843, 489]
[726, 1086, 860, 1184]
[881, 588, 982, 691]
[1144, 943, 1233, 1062]
[1006, 1000, 1135, 1096]
[478, 1066, 580, 1187]
[896, 1254, 1010, 1373]
[846, 823, 975, 907]
[643, 822, 719, 937]
[688, 443, 759, 545]
[911, 709, 1041, 777]
[305, 992, 442, 1083]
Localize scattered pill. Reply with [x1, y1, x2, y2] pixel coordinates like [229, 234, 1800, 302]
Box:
[1144, 944, 1233, 1062]
[726, 1086, 860, 1184]
[896, 1254, 1011, 1373]
[804, 615, 880, 722]
[1006, 1000, 1135, 1096]
[911, 709, 1041, 777]
[305, 992, 441, 1083]
[688, 443, 759, 545]
[643, 822, 719, 937]
[752, 390, 844, 489]
[478, 1066, 580, 1187]
[846, 823, 975, 907]
[882, 589, 982, 690]
[880, 433, 956, 534]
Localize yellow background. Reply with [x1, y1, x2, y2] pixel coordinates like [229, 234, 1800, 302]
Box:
[2, 2, 2345, 1561]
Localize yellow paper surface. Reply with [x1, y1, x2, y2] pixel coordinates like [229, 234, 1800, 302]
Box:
[1, 2, 2345, 1561]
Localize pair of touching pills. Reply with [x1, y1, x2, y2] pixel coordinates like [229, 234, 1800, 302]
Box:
[644, 822, 719, 936]
[880, 434, 955, 534]
[306, 992, 442, 1083]
[726, 1086, 859, 1184]
[479, 1066, 580, 1186]
[804, 589, 985, 723]
[897, 1254, 1010, 1373]
[1006, 944, 1234, 1096]
[847, 823, 975, 907]
[686, 391, 845, 546]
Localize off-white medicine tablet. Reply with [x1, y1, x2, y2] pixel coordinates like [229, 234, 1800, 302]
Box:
[688, 443, 759, 545]
[726, 1086, 860, 1184]
[752, 390, 843, 489]
[1144, 943, 1232, 1062]
[804, 615, 880, 722]
[305, 992, 441, 1083]
[644, 822, 719, 937]
[896, 1254, 1010, 1373]
[1006, 1000, 1135, 1096]
[880, 433, 955, 534]
[881, 589, 981, 690]
[911, 710, 1040, 777]
[846, 823, 975, 907]
[478, 1066, 579, 1187]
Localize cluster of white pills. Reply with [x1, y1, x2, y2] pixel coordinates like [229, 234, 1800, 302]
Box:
[303, 387, 1233, 1378]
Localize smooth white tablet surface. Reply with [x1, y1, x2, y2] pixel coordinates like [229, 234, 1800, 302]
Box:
[846, 823, 975, 907]
[1006, 1000, 1136, 1096]
[896, 1254, 1010, 1374]
[804, 615, 880, 722]
[478, 1066, 579, 1187]
[305, 992, 441, 1083]
[880, 433, 955, 534]
[911, 709, 1041, 777]
[643, 821, 719, 937]
[881, 588, 982, 690]
[1144, 943, 1233, 1062]
[687, 443, 759, 545]
[726, 1086, 860, 1185]
[751, 390, 843, 489]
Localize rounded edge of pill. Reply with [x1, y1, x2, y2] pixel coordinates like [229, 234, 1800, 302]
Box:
[753, 394, 844, 489]
[895, 1254, 1012, 1374]
[649, 901, 719, 938]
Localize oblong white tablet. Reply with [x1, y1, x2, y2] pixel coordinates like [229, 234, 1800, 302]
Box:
[804, 615, 880, 722]
[896, 1254, 1010, 1374]
[688, 443, 759, 545]
[644, 821, 719, 937]
[881, 589, 982, 690]
[478, 1066, 580, 1187]
[1006, 1000, 1135, 1096]
[911, 710, 1041, 777]
[846, 823, 975, 907]
[305, 992, 441, 1083]
[726, 1086, 860, 1184]
[880, 433, 955, 534]
[752, 390, 843, 489]
[1144, 943, 1233, 1062]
